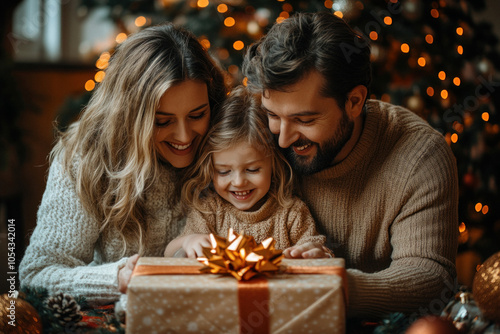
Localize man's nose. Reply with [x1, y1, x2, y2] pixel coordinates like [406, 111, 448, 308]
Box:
[278, 121, 300, 148]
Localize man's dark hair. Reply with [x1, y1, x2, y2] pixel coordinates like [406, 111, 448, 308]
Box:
[242, 11, 371, 108]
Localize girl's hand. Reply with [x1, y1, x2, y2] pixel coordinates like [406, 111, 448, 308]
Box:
[182, 234, 212, 258]
[118, 254, 139, 293]
[284, 243, 333, 259]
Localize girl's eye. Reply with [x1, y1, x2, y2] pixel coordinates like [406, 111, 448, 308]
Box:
[247, 168, 260, 173]
[217, 170, 230, 176]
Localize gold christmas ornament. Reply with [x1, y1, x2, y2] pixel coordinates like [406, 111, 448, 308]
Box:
[197, 228, 283, 281]
[0, 293, 42, 334]
[473, 251, 500, 322]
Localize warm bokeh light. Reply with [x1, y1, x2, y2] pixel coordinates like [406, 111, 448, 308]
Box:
[482, 205, 489, 215]
[425, 34, 434, 44]
[401, 43, 410, 53]
[426, 87, 434, 96]
[445, 132, 451, 146]
[218, 48, 229, 60]
[475, 202, 483, 212]
[200, 38, 210, 50]
[94, 71, 105, 82]
[197, 0, 209, 8]
[242, 77, 248, 86]
[369, 31, 378, 40]
[453, 77, 461, 86]
[482, 112, 490, 122]
[355, 1, 364, 10]
[418, 57, 426, 67]
[279, 11, 289, 19]
[135, 16, 146, 27]
[453, 121, 464, 133]
[334, 11, 343, 18]
[217, 4, 228, 13]
[430, 9, 439, 18]
[276, 16, 286, 23]
[456, 27, 464, 35]
[384, 16, 392, 25]
[457, 45, 464, 54]
[283, 3, 293, 11]
[381, 94, 391, 103]
[224, 17, 235, 27]
[324, 0, 333, 9]
[85, 80, 95, 91]
[441, 89, 448, 99]
[100, 52, 111, 61]
[116, 33, 127, 44]
[96, 58, 108, 70]
[233, 40, 244, 50]
[451, 133, 458, 143]
[438, 71, 446, 80]
[228, 65, 239, 75]
[459, 222, 466, 233]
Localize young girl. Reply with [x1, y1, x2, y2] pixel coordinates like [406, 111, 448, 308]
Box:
[165, 86, 331, 259]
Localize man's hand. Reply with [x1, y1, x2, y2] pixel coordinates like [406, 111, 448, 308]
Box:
[283, 242, 332, 259]
[118, 254, 139, 293]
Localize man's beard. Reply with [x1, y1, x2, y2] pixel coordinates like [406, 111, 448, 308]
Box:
[280, 110, 354, 176]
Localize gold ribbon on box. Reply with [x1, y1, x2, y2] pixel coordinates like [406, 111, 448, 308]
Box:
[131, 230, 347, 334]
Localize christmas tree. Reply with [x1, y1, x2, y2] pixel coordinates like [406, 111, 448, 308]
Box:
[76, 0, 500, 280]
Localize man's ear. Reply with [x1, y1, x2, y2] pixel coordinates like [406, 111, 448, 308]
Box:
[346, 85, 368, 119]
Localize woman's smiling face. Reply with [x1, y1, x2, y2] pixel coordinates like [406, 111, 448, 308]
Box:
[154, 80, 210, 168]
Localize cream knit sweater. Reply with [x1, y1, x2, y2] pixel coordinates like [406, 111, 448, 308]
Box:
[298, 100, 459, 319]
[180, 195, 326, 249]
[19, 156, 185, 305]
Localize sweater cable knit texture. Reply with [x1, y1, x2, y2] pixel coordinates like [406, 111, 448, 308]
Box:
[19, 157, 185, 305]
[180, 194, 325, 250]
[298, 100, 459, 319]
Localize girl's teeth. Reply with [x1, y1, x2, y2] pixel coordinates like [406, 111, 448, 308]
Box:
[296, 143, 311, 151]
[169, 142, 192, 150]
[234, 190, 251, 196]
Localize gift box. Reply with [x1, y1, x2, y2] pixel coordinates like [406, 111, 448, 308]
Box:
[126, 257, 346, 334]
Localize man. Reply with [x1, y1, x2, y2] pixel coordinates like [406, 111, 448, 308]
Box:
[242, 11, 458, 319]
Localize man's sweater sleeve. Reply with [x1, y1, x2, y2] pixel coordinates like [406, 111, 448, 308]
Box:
[287, 198, 327, 247]
[346, 134, 459, 319]
[19, 158, 127, 305]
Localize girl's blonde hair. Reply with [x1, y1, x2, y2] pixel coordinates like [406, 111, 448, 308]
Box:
[51, 23, 227, 256]
[182, 86, 294, 212]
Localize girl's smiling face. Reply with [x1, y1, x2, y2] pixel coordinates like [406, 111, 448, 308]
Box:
[212, 142, 272, 211]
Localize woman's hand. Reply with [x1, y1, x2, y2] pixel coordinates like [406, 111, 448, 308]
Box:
[118, 254, 139, 294]
[182, 234, 212, 258]
[283, 243, 333, 259]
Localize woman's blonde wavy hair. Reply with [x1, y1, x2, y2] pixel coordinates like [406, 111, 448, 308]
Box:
[51, 23, 227, 256]
[182, 86, 294, 213]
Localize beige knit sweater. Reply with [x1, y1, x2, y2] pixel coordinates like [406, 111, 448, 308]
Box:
[298, 100, 459, 319]
[19, 156, 185, 305]
[180, 194, 326, 250]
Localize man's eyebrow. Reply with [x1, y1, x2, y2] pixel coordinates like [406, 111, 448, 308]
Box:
[261, 105, 320, 117]
[156, 103, 209, 115]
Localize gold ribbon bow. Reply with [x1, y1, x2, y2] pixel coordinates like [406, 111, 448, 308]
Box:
[197, 228, 284, 281]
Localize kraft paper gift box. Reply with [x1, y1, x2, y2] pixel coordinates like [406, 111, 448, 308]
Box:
[126, 257, 346, 334]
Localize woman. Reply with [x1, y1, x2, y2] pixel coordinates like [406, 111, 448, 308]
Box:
[19, 23, 227, 305]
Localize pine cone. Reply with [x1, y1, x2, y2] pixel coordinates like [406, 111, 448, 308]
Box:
[46, 292, 82, 326]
